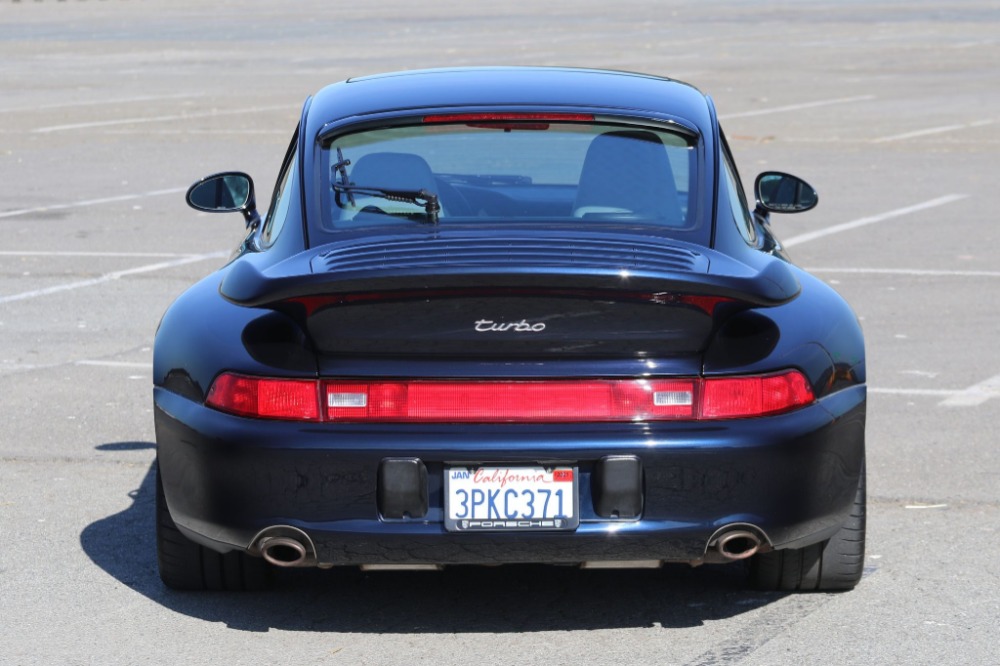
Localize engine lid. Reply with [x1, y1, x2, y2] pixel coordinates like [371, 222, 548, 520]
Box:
[220, 229, 799, 359]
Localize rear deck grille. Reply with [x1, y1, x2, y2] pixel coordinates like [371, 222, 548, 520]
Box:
[314, 236, 706, 276]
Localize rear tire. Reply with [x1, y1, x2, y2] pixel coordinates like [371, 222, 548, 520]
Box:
[748, 463, 866, 591]
[156, 465, 270, 591]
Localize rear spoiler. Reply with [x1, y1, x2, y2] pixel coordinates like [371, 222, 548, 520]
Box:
[220, 233, 801, 309]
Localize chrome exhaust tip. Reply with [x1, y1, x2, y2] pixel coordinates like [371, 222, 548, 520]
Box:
[249, 525, 317, 568]
[705, 523, 770, 562]
[715, 530, 762, 560]
[260, 537, 308, 567]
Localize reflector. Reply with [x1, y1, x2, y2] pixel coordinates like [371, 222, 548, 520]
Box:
[654, 391, 694, 406]
[327, 392, 368, 408]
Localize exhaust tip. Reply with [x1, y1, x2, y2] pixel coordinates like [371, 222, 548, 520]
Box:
[715, 530, 762, 560]
[261, 537, 308, 567]
[705, 523, 770, 562]
[249, 525, 318, 568]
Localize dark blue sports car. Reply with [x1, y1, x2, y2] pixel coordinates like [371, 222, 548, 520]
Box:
[154, 67, 866, 591]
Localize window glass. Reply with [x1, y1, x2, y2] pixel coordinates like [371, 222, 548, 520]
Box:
[261, 148, 297, 247]
[320, 121, 701, 239]
[720, 150, 755, 245]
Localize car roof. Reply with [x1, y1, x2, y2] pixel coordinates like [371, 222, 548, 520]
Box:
[304, 67, 714, 139]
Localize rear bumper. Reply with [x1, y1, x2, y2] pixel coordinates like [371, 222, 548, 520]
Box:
[154, 385, 865, 565]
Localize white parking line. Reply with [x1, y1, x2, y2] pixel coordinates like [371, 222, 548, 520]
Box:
[939, 374, 1000, 407]
[0, 252, 228, 305]
[0, 251, 201, 258]
[870, 388, 960, 397]
[102, 129, 290, 136]
[782, 194, 968, 247]
[0, 188, 187, 220]
[805, 267, 1000, 278]
[718, 95, 875, 120]
[809, 266, 997, 409]
[872, 119, 994, 143]
[870, 376, 1000, 407]
[32, 104, 296, 134]
[76, 360, 153, 369]
[0, 93, 204, 114]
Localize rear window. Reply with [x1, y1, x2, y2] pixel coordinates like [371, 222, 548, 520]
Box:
[320, 118, 701, 236]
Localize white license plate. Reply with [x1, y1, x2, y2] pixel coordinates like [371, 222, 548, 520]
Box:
[444, 466, 579, 532]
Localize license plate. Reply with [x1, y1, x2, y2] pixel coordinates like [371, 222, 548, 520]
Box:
[444, 466, 579, 532]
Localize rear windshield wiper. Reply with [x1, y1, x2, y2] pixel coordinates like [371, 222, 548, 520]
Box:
[331, 148, 439, 223]
[333, 182, 441, 224]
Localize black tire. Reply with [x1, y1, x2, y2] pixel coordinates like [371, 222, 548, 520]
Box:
[156, 465, 270, 591]
[748, 464, 866, 592]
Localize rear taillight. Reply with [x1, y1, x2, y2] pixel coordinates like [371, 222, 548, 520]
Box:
[205, 373, 320, 421]
[700, 371, 815, 419]
[325, 379, 697, 422]
[204, 371, 813, 422]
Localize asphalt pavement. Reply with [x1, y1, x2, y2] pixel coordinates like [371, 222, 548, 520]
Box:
[1, 1, 998, 664]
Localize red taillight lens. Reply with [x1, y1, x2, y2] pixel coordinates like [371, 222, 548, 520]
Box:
[205, 372, 813, 422]
[325, 379, 696, 423]
[701, 371, 814, 419]
[205, 373, 320, 421]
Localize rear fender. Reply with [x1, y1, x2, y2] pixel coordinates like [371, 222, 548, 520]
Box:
[703, 270, 865, 397]
[154, 269, 318, 403]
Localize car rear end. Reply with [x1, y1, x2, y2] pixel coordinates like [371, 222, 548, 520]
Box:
[155, 99, 865, 581]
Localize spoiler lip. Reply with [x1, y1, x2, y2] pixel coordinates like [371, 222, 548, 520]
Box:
[220, 232, 801, 309]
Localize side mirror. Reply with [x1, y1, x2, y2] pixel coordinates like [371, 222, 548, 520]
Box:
[754, 171, 818, 214]
[186, 172, 260, 228]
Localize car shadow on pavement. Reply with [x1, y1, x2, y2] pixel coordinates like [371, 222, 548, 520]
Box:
[81, 453, 787, 633]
